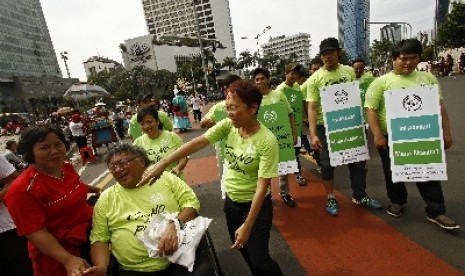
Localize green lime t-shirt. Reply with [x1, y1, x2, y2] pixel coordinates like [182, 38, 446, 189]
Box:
[133, 131, 184, 175]
[261, 89, 293, 114]
[204, 101, 226, 121]
[300, 79, 310, 100]
[306, 64, 355, 125]
[364, 70, 442, 134]
[90, 171, 200, 272]
[204, 119, 279, 202]
[357, 71, 375, 108]
[129, 110, 173, 140]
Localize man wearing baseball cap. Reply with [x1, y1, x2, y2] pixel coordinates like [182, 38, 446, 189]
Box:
[306, 37, 382, 216]
[128, 94, 173, 140]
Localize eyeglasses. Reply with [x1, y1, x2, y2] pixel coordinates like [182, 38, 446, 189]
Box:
[224, 104, 247, 112]
[108, 156, 140, 171]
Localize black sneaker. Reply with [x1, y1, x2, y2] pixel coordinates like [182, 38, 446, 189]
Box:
[281, 193, 296, 207]
[386, 204, 403, 217]
[426, 215, 460, 230]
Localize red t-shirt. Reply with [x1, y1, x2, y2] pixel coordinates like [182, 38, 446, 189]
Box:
[4, 162, 93, 275]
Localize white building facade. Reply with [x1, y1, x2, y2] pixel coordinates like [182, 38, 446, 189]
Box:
[261, 33, 311, 65]
[83, 56, 121, 78]
[141, 0, 235, 63]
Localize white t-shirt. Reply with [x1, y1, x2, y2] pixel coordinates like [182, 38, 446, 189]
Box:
[192, 97, 202, 110]
[0, 155, 17, 233]
[69, 121, 85, 137]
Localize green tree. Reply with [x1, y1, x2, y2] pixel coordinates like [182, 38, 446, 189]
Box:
[436, 3, 465, 49]
[222, 56, 236, 71]
[237, 50, 253, 69]
[421, 43, 435, 62]
[369, 39, 393, 69]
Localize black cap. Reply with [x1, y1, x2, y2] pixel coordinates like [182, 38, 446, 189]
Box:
[319, 37, 340, 54]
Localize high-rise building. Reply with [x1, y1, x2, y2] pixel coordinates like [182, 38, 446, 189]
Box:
[0, 0, 78, 114]
[337, 0, 370, 62]
[141, 0, 235, 61]
[0, 0, 61, 79]
[261, 33, 311, 65]
[380, 24, 402, 45]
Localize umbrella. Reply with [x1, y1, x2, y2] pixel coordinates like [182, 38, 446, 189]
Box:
[63, 83, 110, 100]
[57, 106, 73, 115]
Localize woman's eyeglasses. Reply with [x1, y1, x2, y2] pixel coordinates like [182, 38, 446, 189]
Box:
[108, 156, 140, 171]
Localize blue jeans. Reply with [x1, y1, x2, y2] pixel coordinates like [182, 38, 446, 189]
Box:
[377, 142, 446, 218]
[316, 125, 368, 200]
[224, 195, 283, 276]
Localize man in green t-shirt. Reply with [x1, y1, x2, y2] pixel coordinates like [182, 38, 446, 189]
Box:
[275, 63, 307, 186]
[365, 39, 459, 230]
[352, 57, 375, 109]
[307, 37, 382, 216]
[252, 67, 298, 208]
[128, 94, 173, 141]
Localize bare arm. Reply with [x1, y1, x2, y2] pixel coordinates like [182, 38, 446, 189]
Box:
[440, 100, 452, 149]
[0, 170, 19, 201]
[158, 207, 198, 256]
[307, 102, 322, 150]
[366, 108, 387, 149]
[231, 177, 269, 249]
[27, 228, 90, 275]
[138, 136, 210, 186]
[172, 157, 189, 177]
[82, 242, 110, 276]
[200, 118, 215, 128]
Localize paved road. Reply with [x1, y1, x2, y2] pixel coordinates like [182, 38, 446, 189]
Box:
[78, 76, 465, 275]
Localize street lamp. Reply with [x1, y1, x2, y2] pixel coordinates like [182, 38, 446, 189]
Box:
[192, 0, 209, 95]
[60, 51, 71, 78]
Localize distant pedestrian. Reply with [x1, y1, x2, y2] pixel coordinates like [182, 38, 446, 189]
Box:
[192, 94, 203, 122]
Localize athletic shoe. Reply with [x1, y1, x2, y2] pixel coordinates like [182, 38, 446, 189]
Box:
[296, 174, 306, 186]
[386, 204, 403, 217]
[352, 196, 383, 209]
[281, 193, 296, 207]
[326, 198, 338, 216]
[426, 215, 461, 230]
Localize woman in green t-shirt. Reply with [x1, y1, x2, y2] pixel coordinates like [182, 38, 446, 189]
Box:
[134, 107, 188, 179]
[137, 80, 284, 275]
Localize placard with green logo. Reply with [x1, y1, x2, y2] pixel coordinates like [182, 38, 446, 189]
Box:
[258, 103, 298, 174]
[282, 87, 303, 136]
[320, 81, 369, 166]
[385, 85, 447, 182]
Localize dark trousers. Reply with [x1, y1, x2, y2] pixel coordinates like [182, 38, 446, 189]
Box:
[74, 135, 88, 149]
[317, 125, 367, 200]
[224, 195, 283, 276]
[193, 109, 202, 121]
[0, 229, 33, 276]
[378, 144, 446, 217]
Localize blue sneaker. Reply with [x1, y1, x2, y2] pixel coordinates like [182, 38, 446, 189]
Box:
[326, 198, 338, 216]
[352, 196, 383, 209]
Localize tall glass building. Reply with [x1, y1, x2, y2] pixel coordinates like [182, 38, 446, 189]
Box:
[0, 0, 62, 79]
[337, 0, 370, 62]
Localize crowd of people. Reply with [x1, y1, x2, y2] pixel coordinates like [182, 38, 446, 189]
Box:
[0, 37, 461, 276]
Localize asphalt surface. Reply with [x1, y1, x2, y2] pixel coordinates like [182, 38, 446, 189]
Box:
[77, 76, 465, 275]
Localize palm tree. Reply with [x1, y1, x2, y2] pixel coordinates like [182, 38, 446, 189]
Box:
[222, 57, 237, 71]
[238, 50, 253, 69]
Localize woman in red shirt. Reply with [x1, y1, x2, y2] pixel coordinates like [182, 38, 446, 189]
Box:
[4, 125, 100, 276]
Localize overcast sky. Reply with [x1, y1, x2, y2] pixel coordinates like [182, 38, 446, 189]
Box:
[39, 0, 436, 81]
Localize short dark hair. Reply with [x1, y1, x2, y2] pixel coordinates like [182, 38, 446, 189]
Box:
[299, 68, 309, 78]
[17, 125, 70, 164]
[392, 39, 422, 59]
[251, 67, 270, 80]
[223, 74, 241, 88]
[227, 80, 262, 114]
[137, 94, 152, 104]
[351, 57, 366, 66]
[310, 56, 323, 66]
[5, 140, 17, 150]
[105, 143, 150, 168]
[137, 106, 163, 130]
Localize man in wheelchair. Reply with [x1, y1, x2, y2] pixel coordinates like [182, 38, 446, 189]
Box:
[84, 144, 215, 276]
